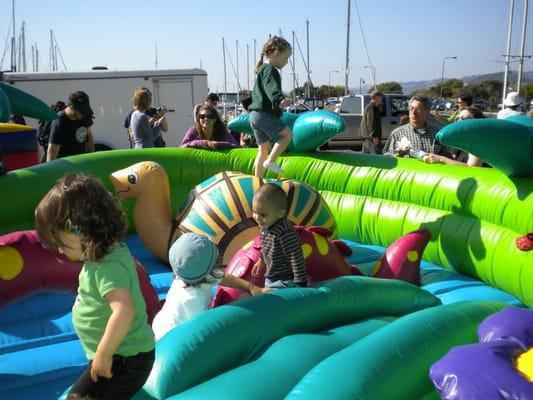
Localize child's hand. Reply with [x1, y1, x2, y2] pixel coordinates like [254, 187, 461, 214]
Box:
[251, 259, 265, 276]
[249, 284, 272, 296]
[279, 99, 291, 109]
[90, 352, 113, 382]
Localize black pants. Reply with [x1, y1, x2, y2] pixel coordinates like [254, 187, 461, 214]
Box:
[67, 349, 155, 400]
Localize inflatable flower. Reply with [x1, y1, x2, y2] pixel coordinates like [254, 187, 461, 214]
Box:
[430, 307, 533, 399]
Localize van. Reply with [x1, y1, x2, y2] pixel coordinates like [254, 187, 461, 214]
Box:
[1, 69, 208, 150]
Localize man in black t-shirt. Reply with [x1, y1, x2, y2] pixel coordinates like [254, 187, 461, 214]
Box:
[46, 91, 95, 161]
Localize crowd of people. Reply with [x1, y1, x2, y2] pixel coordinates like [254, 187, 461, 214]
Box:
[360, 90, 530, 168]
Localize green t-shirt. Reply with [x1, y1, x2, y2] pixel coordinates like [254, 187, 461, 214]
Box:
[249, 63, 284, 117]
[72, 245, 154, 359]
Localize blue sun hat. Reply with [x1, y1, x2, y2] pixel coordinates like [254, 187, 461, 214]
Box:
[169, 232, 223, 284]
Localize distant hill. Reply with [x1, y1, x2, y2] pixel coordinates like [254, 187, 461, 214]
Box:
[399, 70, 533, 95]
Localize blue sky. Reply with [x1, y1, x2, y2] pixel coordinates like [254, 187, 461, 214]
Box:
[1, 0, 531, 93]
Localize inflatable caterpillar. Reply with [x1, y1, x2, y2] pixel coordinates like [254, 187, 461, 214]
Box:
[110, 162, 336, 264]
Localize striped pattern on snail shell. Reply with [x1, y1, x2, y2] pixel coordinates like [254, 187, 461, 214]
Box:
[179, 171, 337, 253]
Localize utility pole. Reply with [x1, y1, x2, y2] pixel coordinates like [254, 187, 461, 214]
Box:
[344, 0, 351, 95]
[517, 0, 529, 93]
[503, 0, 515, 104]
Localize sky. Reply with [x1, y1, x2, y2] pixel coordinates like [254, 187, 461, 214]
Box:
[1, 0, 532, 94]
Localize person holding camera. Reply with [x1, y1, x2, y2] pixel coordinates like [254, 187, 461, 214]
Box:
[124, 87, 168, 148]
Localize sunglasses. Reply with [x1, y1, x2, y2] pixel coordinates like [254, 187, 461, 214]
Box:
[199, 113, 216, 120]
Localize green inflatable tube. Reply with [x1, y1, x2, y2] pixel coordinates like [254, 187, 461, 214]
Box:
[285, 300, 509, 400]
[139, 277, 440, 399]
[227, 110, 344, 152]
[0, 82, 57, 121]
[436, 117, 533, 177]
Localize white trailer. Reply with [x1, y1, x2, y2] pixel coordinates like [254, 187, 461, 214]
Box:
[1, 68, 208, 149]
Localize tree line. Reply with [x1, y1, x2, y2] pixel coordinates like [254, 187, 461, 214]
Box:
[282, 80, 533, 109]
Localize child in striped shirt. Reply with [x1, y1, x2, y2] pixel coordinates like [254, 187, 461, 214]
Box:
[251, 183, 307, 288]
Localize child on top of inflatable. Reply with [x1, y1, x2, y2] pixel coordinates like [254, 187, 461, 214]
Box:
[34, 173, 155, 399]
[151, 233, 269, 341]
[251, 183, 308, 288]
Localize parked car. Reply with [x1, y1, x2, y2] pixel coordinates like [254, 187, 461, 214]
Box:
[286, 101, 313, 114]
[472, 99, 487, 110]
[326, 94, 410, 148]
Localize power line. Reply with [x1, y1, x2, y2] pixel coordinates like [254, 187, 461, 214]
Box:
[354, 0, 376, 88]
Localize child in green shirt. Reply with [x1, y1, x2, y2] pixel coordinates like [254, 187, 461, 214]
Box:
[249, 36, 293, 177]
[35, 173, 154, 399]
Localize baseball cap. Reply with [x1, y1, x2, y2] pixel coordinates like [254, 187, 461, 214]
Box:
[169, 232, 223, 284]
[68, 91, 94, 118]
[503, 92, 524, 107]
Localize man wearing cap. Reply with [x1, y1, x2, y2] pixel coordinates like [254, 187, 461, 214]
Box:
[46, 91, 95, 161]
[497, 91, 525, 120]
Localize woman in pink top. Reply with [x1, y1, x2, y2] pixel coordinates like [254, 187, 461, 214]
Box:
[180, 105, 239, 149]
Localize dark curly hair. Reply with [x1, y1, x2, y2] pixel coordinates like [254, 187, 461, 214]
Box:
[35, 173, 127, 261]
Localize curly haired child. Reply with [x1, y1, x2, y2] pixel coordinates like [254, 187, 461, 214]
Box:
[35, 173, 155, 399]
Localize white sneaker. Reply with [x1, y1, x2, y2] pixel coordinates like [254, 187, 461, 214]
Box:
[263, 160, 284, 174]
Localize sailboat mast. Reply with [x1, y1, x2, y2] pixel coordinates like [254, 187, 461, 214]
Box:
[11, 0, 16, 72]
[344, 0, 351, 95]
[222, 38, 227, 119]
[306, 20, 311, 98]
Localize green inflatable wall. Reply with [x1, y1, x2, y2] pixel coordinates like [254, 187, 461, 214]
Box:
[0, 148, 531, 308]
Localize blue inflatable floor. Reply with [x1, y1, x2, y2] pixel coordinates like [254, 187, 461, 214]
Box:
[0, 234, 523, 400]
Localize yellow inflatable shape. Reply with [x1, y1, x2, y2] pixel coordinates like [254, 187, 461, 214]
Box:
[302, 243, 313, 259]
[313, 232, 330, 256]
[407, 250, 419, 262]
[0, 123, 34, 133]
[516, 348, 533, 382]
[0, 245, 24, 280]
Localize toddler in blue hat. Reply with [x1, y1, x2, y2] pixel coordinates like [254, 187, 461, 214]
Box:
[152, 232, 269, 340]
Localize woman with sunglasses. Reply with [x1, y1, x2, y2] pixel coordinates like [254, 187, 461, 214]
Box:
[180, 105, 239, 149]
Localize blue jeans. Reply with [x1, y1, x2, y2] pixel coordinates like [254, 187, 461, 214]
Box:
[264, 277, 297, 289]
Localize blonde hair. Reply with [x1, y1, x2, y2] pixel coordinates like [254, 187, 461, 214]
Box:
[132, 88, 152, 112]
[255, 36, 292, 72]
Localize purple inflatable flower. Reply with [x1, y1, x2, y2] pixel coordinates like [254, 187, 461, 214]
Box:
[430, 307, 533, 399]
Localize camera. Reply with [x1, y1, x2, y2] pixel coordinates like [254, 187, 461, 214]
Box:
[156, 105, 167, 115]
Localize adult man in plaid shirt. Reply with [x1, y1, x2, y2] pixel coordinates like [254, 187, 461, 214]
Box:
[383, 95, 451, 158]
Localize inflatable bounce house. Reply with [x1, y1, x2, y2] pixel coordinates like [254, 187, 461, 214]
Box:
[0, 82, 57, 171]
[0, 87, 532, 399]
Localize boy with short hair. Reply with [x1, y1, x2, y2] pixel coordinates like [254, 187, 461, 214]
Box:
[251, 183, 308, 288]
